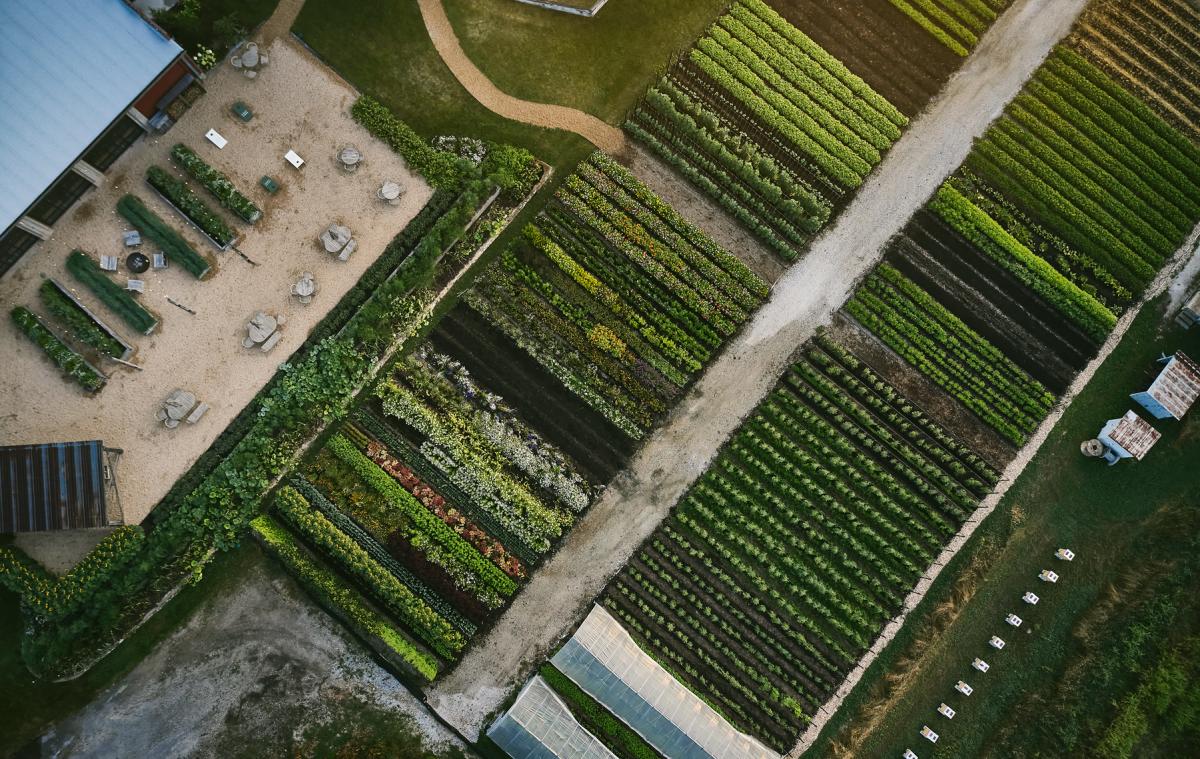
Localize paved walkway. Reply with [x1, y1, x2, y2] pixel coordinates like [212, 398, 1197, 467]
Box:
[426, 0, 1090, 740]
[416, 0, 627, 154]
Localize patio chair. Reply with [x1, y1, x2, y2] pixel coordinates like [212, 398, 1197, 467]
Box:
[123, 231, 141, 247]
[100, 255, 118, 272]
[126, 279, 145, 293]
[258, 53, 269, 67]
[152, 252, 167, 270]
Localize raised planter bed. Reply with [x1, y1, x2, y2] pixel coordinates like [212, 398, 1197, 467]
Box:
[11, 306, 107, 393]
[66, 250, 159, 335]
[145, 165, 236, 251]
[170, 143, 262, 224]
[41, 278, 135, 361]
[117, 194, 214, 279]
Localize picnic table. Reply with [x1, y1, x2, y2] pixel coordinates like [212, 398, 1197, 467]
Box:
[320, 224, 352, 254]
[155, 388, 196, 429]
[243, 311, 287, 351]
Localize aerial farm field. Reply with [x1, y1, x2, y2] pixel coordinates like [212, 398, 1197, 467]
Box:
[2, 0, 1199, 757]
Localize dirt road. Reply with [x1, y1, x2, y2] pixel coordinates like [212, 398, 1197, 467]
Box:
[415, 0, 627, 154]
[426, 0, 1090, 740]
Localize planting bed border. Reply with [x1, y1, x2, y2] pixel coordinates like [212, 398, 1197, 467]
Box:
[46, 278, 136, 361]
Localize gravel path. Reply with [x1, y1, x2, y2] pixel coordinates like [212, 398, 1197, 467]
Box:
[416, 0, 627, 154]
[425, 0, 1091, 740]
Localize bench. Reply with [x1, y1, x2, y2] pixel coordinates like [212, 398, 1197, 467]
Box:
[100, 255, 118, 272]
[337, 238, 357, 262]
[185, 402, 210, 424]
[126, 279, 145, 293]
[152, 252, 167, 270]
[260, 331, 283, 352]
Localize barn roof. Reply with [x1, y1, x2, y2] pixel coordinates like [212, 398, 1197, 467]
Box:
[0, 0, 181, 230]
[1144, 352, 1200, 420]
[0, 441, 109, 533]
[1104, 411, 1161, 461]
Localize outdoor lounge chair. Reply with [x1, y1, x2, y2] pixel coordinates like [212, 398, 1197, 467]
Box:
[152, 252, 167, 270]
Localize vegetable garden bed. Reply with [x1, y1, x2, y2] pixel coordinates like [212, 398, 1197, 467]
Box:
[146, 165, 236, 250]
[40, 278, 134, 361]
[11, 306, 107, 393]
[66, 250, 158, 335]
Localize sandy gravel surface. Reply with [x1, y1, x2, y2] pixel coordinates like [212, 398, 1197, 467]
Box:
[0, 38, 432, 525]
[426, 0, 1090, 739]
[41, 553, 465, 758]
[416, 0, 627, 154]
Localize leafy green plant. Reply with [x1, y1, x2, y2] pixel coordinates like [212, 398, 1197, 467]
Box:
[66, 250, 157, 334]
[170, 143, 261, 223]
[38, 280, 126, 358]
[146, 165, 235, 247]
[11, 307, 105, 392]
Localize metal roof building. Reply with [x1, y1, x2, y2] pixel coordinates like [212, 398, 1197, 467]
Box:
[0, 0, 190, 276]
[0, 441, 112, 533]
[1131, 352, 1200, 421]
[551, 605, 779, 759]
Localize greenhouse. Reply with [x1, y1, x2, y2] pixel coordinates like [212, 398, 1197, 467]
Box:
[487, 676, 616, 759]
[551, 606, 778, 759]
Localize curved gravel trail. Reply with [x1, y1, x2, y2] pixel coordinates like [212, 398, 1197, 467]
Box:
[427, 0, 1089, 741]
[416, 0, 627, 154]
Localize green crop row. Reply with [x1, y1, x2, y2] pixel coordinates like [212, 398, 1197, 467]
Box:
[719, 15, 895, 152]
[273, 485, 465, 660]
[539, 664, 662, 759]
[251, 515, 440, 682]
[887, 0, 970, 56]
[541, 206, 720, 358]
[689, 46, 865, 189]
[707, 25, 882, 165]
[145, 165, 235, 247]
[325, 434, 519, 604]
[928, 183, 1116, 341]
[11, 306, 105, 392]
[587, 151, 770, 297]
[116, 194, 211, 279]
[38, 280, 125, 358]
[169, 143, 262, 223]
[739, 0, 908, 126]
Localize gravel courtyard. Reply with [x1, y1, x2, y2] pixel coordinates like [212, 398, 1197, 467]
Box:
[0, 37, 431, 525]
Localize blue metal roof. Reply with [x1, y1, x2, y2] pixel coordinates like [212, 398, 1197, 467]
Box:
[0, 0, 182, 231]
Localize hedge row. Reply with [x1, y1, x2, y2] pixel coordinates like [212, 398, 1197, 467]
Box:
[11, 306, 105, 392]
[116, 194, 212, 279]
[146, 165, 235, 247]
[350, 96, 468, 190]
[66, 250, 157, 335]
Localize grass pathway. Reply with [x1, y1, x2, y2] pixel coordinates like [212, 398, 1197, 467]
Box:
[425, 0, 1093, 741]
[416, 0, 627, 154]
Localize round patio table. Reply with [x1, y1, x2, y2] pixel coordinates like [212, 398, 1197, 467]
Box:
[127, 252, 150, 273]
[339, 147, 362, 167]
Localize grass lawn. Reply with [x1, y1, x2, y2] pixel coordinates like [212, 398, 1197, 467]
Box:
[440, 0, 731, 124]
[0, 543, 264, 755]
[807, 294, 1200, 758]
[292, 0, 593, 174]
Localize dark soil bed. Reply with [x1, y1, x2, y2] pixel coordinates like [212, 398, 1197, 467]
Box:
[767, 0, 968, 117]
[431, 304, 636, 484]
[828, 311, 1018, 469]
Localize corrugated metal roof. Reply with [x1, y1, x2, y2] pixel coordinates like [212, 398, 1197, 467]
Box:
[1106, 411, 1160, 461]
[1146, 352, 1200, 420]
[0, 0, 181, 230]
[0, 441, 109, 532]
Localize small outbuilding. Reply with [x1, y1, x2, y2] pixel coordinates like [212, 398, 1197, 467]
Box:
[1094, 410, 1161, 465]
[0, 441, 116, 533]
[1131, 352, 1200, 420]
